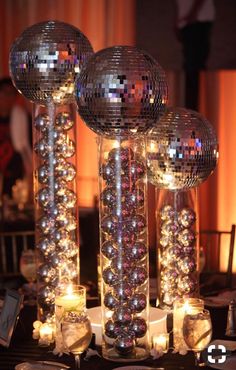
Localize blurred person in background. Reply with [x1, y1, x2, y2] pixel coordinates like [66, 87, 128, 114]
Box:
[0, 77, 32, 197]
[175, 0, 215, 110]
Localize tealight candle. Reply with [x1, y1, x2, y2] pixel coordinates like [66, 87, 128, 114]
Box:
[32, 320, 42, 340]
[33, 320, 42, 330]
[55, 285, 85, 312]
[39, 323, 53, 346]
[153, 333, 169, 353]
[55, 292, 82, 311]
[173, 298, 204, 352]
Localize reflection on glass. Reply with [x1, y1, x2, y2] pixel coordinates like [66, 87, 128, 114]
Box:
[20, 249, 36, 305]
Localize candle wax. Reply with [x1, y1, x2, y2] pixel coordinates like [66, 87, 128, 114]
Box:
[55, 294, 83, 311]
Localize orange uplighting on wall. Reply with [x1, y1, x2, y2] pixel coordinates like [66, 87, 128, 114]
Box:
[200, 71, 236, 272]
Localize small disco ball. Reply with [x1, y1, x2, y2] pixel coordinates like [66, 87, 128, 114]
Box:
[9, 20, 93, 105]
[75, 45, 168, 137]
[147, 107, 219, 189]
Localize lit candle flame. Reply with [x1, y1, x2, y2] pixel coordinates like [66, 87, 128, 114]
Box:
[66, 284, 73, 296]
[183, 301, 190, 312]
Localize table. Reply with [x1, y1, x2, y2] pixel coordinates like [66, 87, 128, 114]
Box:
[0, 302, 231, 370]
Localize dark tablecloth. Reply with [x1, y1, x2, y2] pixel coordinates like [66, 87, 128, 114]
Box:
[0, 302, 232, 370]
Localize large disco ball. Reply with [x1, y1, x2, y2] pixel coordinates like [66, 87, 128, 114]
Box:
[75, 45, 168, 137]
[9, 20, 93, 105]
[147, 107, 219, 189]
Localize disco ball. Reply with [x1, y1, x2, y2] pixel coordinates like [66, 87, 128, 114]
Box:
[75, 45, 168, 136]
[147, 107, 219, 189]
[9, 20, 93, 105]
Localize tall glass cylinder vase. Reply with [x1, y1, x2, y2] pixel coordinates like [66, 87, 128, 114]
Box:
[156, 188, 199, 310]
[98, 136, 150, 361]
[33, 103, 79, 323]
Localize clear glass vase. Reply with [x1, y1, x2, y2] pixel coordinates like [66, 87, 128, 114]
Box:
[156, 188, 199, 311]
[98, 136, 150, 361]
[33, 102, 79, 323]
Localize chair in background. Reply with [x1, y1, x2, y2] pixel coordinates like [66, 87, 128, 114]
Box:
[199, 224, 236, 294]
[0, 230, 35, 280]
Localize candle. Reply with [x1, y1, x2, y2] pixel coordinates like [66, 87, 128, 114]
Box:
[55, 285, 84, 312]
[153, 333, 169, 353]
[173, 298, 204, 352]
[32, 320, 42, 340]
[40, 323, 53, 340]
[148, 141, 158, 153]
[33, 320, 42, 330]
[39, 323, 53, 346]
